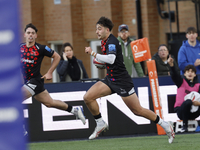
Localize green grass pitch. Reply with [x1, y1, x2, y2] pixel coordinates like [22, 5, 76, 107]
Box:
[29, 133, 200, 150]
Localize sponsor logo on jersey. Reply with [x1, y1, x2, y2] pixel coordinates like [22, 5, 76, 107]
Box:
[21, 58, 34, 63]
[108, 44, 116, 52]
[45, 46, 51, 52]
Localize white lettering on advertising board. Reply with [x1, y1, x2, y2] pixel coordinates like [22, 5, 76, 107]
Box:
[23, 85, 200, 131]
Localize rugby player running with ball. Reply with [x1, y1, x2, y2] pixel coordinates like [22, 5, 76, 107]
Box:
[84, 17, 175, 143]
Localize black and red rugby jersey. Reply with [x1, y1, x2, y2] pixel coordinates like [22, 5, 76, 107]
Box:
[101, 34, 130, 81]
[20, 42, 54, 82]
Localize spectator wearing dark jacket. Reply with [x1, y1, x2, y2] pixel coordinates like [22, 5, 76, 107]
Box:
[57, 42, 88, 82]
[152, 44, 179, 76]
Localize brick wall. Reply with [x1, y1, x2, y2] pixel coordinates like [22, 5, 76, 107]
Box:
[71, 0, 91, 77]
[145, 0, 160, 55]
[19, 0, 32, 41]
[82, 0, 112, 39]
[122, 0, 137, 38]
[44, 0, 72, 42]
[20, 0, 198, 82]
[42, 0, 73, 82]
[110, 0, 123, 37]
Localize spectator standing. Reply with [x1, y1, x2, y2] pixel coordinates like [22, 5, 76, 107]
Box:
[57, 42, 88, 82]
[178, 27, 200, 75]
[117, 24, 144, 77]
[152, 44, 179, 76]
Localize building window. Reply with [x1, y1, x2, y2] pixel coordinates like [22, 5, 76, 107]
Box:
[48, 41, 63, 83]
[90, 40, 106, 79]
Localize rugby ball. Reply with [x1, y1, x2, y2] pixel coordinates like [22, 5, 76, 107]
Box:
[93, 58, 106, 69]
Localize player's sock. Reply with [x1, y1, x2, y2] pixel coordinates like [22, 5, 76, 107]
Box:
[66, 105, 73, 112]
[154, 115, 168, 129]
[94, 113, 104, 126]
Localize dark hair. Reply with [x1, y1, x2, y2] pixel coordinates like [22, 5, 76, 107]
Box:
[60, 42, 73, 59]
[158, 44, 168, 51]
[186, 27, 197, 34]
[184, 65, 196, 74]
[24, 23, 38, 33]
[96, 16, 114, 31]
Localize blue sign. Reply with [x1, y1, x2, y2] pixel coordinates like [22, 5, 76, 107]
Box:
[0, 0, 26, 149]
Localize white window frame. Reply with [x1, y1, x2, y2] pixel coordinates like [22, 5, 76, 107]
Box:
[90, 40, 101, 78]
[48, 41, 63, 83]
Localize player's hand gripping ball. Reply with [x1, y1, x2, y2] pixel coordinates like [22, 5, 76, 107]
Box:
[93, 58, 106, 69]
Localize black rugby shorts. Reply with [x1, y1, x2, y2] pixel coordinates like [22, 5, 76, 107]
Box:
[101, 76, 135, 97]
[23, 78, 45, 96]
